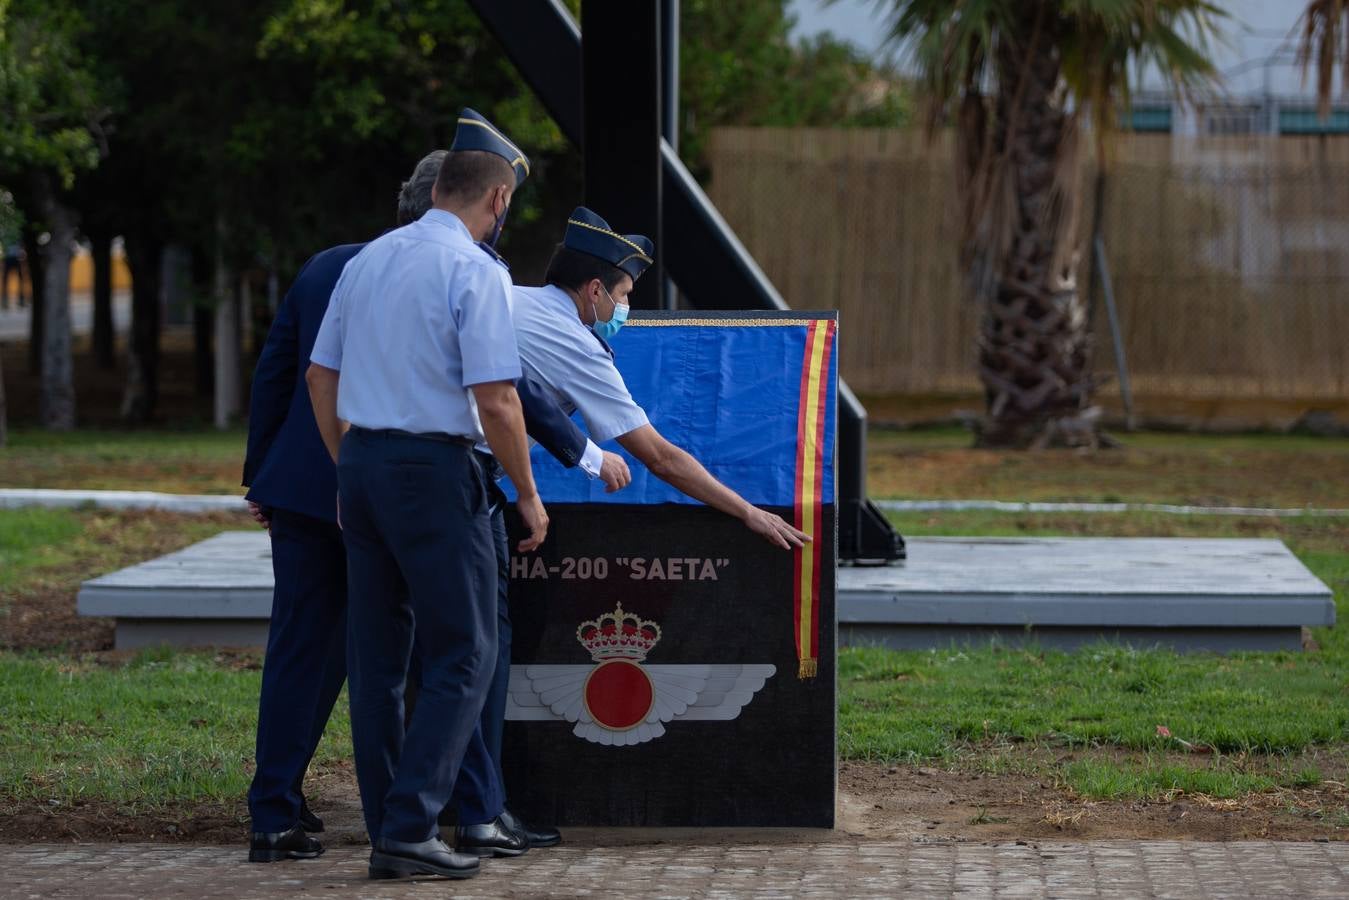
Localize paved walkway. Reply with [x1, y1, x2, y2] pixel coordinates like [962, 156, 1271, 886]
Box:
[3, 839, 1346, 899]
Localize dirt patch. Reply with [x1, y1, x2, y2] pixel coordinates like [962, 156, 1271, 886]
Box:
[867, 441, 1349, 508]
[858, 392, 1349, 434]
[838, 753, 1349, 843]
[2, 758, 1343, 845]
[0, 509, 251, 652]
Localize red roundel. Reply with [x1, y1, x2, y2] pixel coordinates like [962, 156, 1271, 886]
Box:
[583, 660, 654, 731]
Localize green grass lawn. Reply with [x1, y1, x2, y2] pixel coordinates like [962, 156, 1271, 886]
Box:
[868, 427, 1349, 508]
[1, 428, 1347, 816]
[0, 508, 1344, 811]
[0, 427, 247, 494]
[5, 425, 1349, 508]
[0, 650, 350, 810]
[838, 511, 1349, 802]
[0, 508, 84, 594]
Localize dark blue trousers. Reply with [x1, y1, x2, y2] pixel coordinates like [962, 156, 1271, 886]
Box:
[248, 509, 347, 833]
[447, 495, 511, 824]
[339, 428, 497, 844]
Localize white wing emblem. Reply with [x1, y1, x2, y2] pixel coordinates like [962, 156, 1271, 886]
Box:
[506, 663, 776, 746]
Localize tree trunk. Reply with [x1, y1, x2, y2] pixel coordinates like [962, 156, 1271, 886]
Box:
[23, 229, 45, 377]
[194, 303, 214, 398]
[34, 176, 77, 430]
[967, 8, 1097, 449]
[213, 217, 240, 429]
[0, 342, 8, 447]
[90, 228, 116, 369]
[121, 232, 162, 423]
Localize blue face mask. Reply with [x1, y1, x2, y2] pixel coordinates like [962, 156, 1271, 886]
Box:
[591, 286, 629, 340]
[486, 198, 509, 248]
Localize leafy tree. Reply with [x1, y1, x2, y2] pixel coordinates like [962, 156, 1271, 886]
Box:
[0, 0, 108, 430]
[871, 0, 1222, 448]
[680, 0, 909, 178]
[1, 0, 910, 429]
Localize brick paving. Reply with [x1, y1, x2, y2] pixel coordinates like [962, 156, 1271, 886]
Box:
[2, 839, 1346, 899]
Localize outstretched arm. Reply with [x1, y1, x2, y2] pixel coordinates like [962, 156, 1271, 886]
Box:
[616, 424, 809, 550]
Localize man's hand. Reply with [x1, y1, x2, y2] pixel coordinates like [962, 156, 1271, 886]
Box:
[515, 491, 549, 552]
[743, 507, 811, 550]
[247, 501, 271, 531]
[598, 451, 631, 493]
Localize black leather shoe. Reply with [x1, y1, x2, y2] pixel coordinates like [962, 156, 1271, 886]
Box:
[248, 826, 324, 862]
[298, 799, 324, 834]
[500, 808, 561, 848]
[454, 815, 530, 858]
[369, 836, 480, 880]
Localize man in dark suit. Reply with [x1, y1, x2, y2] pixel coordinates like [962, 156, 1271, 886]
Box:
[242, 151, 627, 863]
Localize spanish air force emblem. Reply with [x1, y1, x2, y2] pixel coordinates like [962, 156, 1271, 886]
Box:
[506, 603, 776, 746]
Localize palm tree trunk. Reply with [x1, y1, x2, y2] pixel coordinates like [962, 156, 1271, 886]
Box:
[34, 175, 77, 430]
[967, 9, 1097, 449]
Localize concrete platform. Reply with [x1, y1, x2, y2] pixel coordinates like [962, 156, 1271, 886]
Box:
[842, 537, 1335, 652]
[78, 532, 1335, 652]
[77, 531, 273, 649]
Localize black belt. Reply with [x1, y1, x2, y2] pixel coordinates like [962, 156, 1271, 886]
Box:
[349, 426, 475, 448]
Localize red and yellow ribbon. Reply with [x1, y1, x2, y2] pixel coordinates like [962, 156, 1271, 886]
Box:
[792, 319, 835, 679]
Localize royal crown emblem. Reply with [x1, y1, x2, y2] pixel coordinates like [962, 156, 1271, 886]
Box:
[508, 603, 775, 746]
[576, 602, 661, 661]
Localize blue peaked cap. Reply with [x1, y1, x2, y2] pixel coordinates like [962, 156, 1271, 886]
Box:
[451, 108, 530, 187]
[563, 207, 655, 282]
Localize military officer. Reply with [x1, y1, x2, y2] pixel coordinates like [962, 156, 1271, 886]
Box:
[444, 209, 810, 853]
[307, 109, 545, 882]
[242, 148, 617, 864]
[511, 208, 809, 550]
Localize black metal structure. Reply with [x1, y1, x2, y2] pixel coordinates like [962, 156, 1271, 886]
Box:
[580, 0, 663, 310]
[469, 0, 904, 561]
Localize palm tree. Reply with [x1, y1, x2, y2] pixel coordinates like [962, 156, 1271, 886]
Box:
[871, 0, 1223, 448]
[1298, 0, 1348, 120]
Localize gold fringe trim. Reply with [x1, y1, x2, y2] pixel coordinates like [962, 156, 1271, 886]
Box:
[627, 319, 825, 327]
[797, 657, 818, 679]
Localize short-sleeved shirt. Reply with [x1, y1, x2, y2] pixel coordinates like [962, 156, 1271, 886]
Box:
[510, 284, 649, 443]
[310, 210, 521, 441]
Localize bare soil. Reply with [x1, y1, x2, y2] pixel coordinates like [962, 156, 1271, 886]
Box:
[0, 509, 251, 652]
[837, 756, 1348, 844]
[859, 391, 1349, 435]
[867, 435, 1349, 508]
[2, 757, 1343, 846]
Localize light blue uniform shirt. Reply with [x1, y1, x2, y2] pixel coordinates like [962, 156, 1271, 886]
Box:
[310, 210, 521, 441]
[510, 284, 649, 443]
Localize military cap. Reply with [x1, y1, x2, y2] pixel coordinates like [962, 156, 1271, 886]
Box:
[563, 206, 655, 281]
[451, 108, 530, 186]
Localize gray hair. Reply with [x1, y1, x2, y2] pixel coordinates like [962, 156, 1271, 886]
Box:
[396, 150, 448, 225]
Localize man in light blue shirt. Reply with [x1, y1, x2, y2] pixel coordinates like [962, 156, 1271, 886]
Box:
[511, 207, 810, 550]
[306, 109, 545, 882]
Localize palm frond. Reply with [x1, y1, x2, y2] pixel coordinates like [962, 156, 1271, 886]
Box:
[1296, 0, 1349, 121]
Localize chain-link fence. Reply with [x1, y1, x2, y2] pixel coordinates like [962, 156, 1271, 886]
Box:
[708, 129, 1349, 401]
